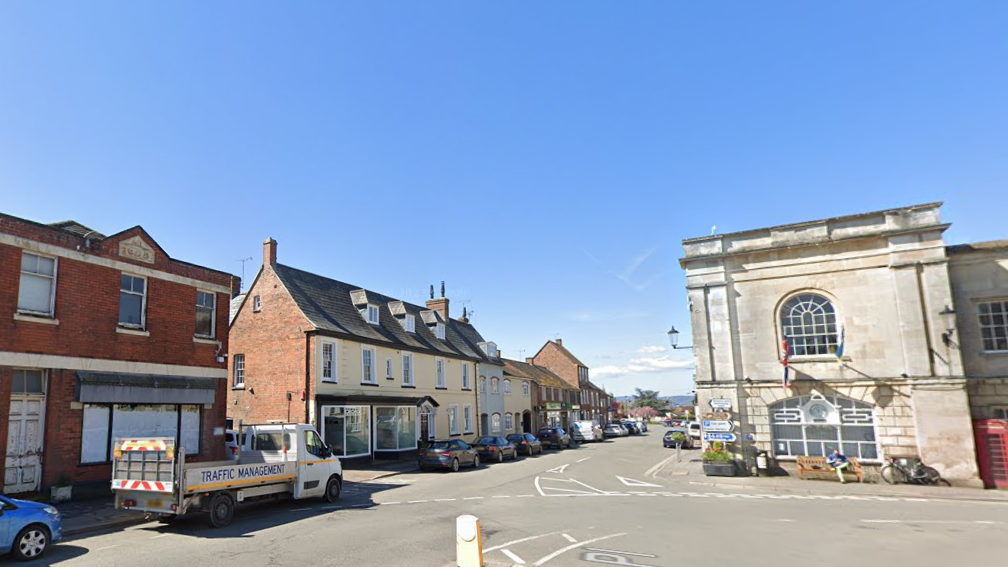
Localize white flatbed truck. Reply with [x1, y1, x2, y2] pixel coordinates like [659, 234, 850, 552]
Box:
[111, 423, 342, 528]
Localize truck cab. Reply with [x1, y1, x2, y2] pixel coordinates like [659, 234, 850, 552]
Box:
[240, 424, 341, 500]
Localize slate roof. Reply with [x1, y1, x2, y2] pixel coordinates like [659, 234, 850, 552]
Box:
[501, 358, 575, 391]
[48, 220, 106, 240]
[272, 263, 490, 362]
[229, 293, 246, 325]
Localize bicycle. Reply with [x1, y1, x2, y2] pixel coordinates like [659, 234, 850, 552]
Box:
[879, 455, 951, 486]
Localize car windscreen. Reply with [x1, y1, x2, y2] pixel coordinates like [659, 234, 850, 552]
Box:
[476, 437, 496, 444]
[506, 434, 522, 441]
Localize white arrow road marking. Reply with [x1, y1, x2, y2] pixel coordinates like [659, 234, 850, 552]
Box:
[484, 532, 563, 552]
[501, 549, 525, 565]
[576, 457, 591, 463]
[616, 476, 662, 487]
[538, 477, 619, 496]
[562, 533, 577, 543]
[533, 533, 627, 566]
[547, 464, 570, 474]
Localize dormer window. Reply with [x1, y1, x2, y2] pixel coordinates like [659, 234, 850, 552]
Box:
[434, 323, 445, 340]
[401, 314, 416, 333]
[361, 304, 379, 325]
[488, 344, 497, 357]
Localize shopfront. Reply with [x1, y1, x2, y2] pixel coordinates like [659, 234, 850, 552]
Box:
[316, 395, 436, 461]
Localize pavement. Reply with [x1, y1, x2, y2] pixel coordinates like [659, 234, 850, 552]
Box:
[651, 447, 1008, 503]
[57, 459, 419, 537]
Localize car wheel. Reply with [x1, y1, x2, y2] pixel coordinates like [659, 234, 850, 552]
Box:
[12, 524, 49, 560]
[497, 451, 504, 463]
[451, 458, 460, 472]
[511, 449, 518, 461]
[207, 492, 235, 528]
[528, 446, 534, 456]
[324, 475, 342, 503]
[473, 454, 481, 468]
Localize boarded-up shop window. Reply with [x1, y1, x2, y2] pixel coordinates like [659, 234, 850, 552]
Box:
[180, 405, 202, 454]
[81, 404, 111, 463]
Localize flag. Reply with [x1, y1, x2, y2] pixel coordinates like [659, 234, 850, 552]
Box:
[781, 337, 790, 391]
[835, 318, 846, 361]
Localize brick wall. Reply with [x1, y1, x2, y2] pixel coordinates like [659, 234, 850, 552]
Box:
[227, 265, 311, 426]
[532, 341, 579, 388]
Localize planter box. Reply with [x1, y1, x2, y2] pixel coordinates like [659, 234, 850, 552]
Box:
[50, 485, 72, 503]
[702, 462, 737, 477]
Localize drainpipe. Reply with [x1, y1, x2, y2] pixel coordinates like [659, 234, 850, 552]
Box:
[474, 361, 482, 437]
[305, 330, 315, 425]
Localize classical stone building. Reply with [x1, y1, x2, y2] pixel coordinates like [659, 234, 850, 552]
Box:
[679, 202, 1008, 487]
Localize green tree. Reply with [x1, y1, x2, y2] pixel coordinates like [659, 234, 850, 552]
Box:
[632, 388, 666, 411]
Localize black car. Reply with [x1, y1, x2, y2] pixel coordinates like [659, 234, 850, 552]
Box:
[663, 428, 694, 449]
[623, 421, 641, 435]
[507, 433, 543, 456]
[418, 439, 480, 472]
[537, 427, 571, 449]
[470, 436, 519, 462]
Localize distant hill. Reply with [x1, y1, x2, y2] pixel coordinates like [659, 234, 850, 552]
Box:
[616, 394, 694, 406]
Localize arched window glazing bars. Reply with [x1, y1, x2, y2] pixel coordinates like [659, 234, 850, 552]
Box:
[781, 293, 839, 356]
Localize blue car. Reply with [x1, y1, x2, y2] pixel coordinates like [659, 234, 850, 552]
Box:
[0, 494, 62, 560]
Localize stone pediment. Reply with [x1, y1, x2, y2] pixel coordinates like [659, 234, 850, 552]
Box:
[118, 235, 156, 264]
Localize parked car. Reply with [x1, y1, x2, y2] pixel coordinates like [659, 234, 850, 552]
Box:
[507, 433, 543, 456]
[615, 423, 630, 436]
[663, 428, 694, 449]
[623, 421, 641, 435]
[603, 424, 623, 438]
[570, 421, 597, 443]
[224, 429, 240, 461]
[0, 494, 62, 560]
[470, 436, 519, 462]
[686, 422, 702, 441]
[418, 439, 480, 472]
[537, 427, 572, 449]
[635, 420, 648, 433]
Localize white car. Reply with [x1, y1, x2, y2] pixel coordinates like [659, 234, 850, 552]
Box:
[686, 422, 702, 441]
[571, 421, 597, 442]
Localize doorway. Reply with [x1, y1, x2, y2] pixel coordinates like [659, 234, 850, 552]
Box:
[5, 370, 46, 494]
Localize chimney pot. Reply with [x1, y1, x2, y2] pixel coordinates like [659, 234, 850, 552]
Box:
[263, 238, 278, 266]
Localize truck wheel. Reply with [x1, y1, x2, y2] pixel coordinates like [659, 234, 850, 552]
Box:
[207, 492, 235, 528]
[156, 514, 176, 524]
[324, 476, 342, 503]
[12, 524, 48, 560]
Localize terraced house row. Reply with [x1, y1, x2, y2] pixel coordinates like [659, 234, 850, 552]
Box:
[227, 238, 614, 463]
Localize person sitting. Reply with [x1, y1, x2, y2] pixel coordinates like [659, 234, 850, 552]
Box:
[827, 449, 850, 483]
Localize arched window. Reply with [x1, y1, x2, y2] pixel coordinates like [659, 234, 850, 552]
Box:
[479, 377, 486, 393]
[522, 381, 530, 396]
[781, 293, 839, 356]
[491, 413, 501, 432]
[491, 378, 500, 394]
[503, 379, 512, 395]
[769, 394, 878, 460]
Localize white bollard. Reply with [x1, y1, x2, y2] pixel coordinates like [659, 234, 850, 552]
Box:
[456, 514, 484, 567]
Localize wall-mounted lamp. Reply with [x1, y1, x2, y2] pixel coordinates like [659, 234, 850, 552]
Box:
[667, 326, 693, 350]
[942, 328, 956, 347]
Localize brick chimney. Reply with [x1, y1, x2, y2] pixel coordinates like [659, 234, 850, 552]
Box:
[526, 357, 535, 365]
[263, 238, 277, 266]
[425, 280, 449, 321]
[556, 338, 563, 346]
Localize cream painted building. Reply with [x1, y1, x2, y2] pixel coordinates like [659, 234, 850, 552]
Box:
[680, 203, 1008, 487]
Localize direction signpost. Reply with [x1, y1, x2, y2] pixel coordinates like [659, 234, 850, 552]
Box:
[703, 432, 737, 443]
[709, 398, 732, 410]
[702, 420, 735, 432]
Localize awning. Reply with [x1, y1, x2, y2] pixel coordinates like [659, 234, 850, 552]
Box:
[75, 372, 217, 405]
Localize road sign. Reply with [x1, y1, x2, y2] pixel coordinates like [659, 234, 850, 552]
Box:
[702, 420, 734, 432]
[709, 398, 732, 410]
[702, 411, 731, 421]
[703, 432, 737, 442]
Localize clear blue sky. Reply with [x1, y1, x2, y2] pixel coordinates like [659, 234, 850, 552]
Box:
[2, 2, 1006, 397]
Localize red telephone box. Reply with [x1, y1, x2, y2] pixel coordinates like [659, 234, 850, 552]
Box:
[973, 419, 1008, 489]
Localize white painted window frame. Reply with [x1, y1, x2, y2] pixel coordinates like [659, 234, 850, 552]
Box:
[321, 341, 337, 383]
[233, 354, 245, 388]
[448, 404, 459, 435]
[18, 251, 58, 317]
[503, 379, 512, 395]
[435, 358, 446, 388]
[491, 413, 501, 433]
[362, 304, 380, 325]
[362, 346, 377, 384]
[462, 363, 470, 390]
[504, 413, 513, 431]
[402, 353, 414, 386]
[401, 314, 416, 333]
[463, 404, 473, 433]
[522, 381, 530, 396]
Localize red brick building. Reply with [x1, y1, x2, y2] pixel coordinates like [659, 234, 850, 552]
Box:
[0, 213, 238, 495]
[532, 339, 613, 425]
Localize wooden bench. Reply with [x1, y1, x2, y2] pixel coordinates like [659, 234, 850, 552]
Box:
[796, 456, 864, 482]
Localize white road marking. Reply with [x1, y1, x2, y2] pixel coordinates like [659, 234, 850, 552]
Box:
[861, 520, 1001, 525]
[616, 476, 662, 487]
[585, 547, 656, 558]
[484, 531, 563, 552]
[435, 498, 456, 502]
[562, 533, 577, 543]
[533, 532, 627, 566]
[634, 493, 658, 497]
[576, 457, 591, 463]
[774, 519, 796, 522]
[547, 464, 570, 474]
[408, 500, 428, 504]
[501, 549, 525, 564]
[517, 494, 536, 498]
[535, 476, 546, 497]
[382, 502, 401, 505]
[464, 496, 484, 500]
[149, 534, 170, 539]
[645, 454, 678, 477]
[492, 495, 511, 498]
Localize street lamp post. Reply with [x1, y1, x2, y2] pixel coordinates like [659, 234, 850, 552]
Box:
[667, 326, 692, 350]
